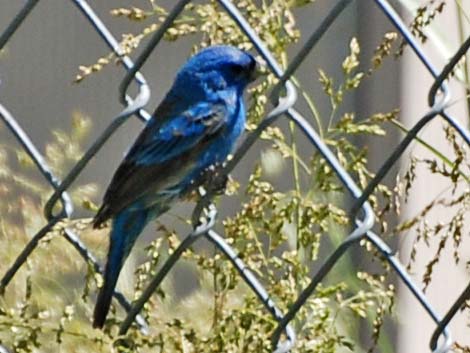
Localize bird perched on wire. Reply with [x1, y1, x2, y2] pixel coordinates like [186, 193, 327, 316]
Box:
[92, 45, 259, 328]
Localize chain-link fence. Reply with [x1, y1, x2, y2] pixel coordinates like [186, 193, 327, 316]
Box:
[0, 0, 469, 352]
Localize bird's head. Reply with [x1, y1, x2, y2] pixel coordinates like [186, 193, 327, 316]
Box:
[174, 45, 259, 95]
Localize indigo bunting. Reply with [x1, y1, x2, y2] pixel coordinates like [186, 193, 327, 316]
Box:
[92, 45, 258, 328]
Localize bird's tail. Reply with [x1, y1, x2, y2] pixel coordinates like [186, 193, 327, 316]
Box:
[93, 208, 150, 329]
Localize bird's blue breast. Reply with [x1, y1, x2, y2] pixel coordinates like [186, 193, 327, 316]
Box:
[133, 91, 245, 211]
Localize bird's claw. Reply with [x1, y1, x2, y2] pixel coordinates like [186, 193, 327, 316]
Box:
[200, 163, 229, 196]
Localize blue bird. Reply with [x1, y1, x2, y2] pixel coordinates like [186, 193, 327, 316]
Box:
[92, 45, 258, 328]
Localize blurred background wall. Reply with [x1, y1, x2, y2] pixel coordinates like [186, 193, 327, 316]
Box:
[1, 1, 468, 351]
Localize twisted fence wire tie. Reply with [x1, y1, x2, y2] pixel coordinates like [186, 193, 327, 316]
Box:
[349, 94, 449, 219]
[364, 6, 470, 346]
[119, 194, 217, 334]
[73, 0, 150, 121]
[428, 34, 470, 106]
[271, 218, 372, 346]
[0, 104, 73, 218]
[205, 228, 296, 353]
[190, 17, 300, 215]
[432, 334, 453, 353]
[430, 280, 470, 350]
[119, 0, 191, 104]
[43, 84, 151, 220]
[200, 79, 298, 213]
[269, 106, 377, 347]
[365, 230, 452, 344]
[0, 221, 57, 294]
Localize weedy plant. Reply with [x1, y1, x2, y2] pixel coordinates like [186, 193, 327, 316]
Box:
[1, 1, 470, 352]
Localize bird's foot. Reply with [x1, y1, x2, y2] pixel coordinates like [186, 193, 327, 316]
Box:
[203, 164, 229, 196]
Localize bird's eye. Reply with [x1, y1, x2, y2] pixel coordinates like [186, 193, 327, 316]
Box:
[230, 64, 244, 75]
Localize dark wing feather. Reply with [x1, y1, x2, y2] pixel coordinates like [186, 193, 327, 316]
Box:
[93, 101, 227, 227]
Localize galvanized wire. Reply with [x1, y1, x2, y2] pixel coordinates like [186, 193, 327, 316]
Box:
[1, 0, 470, 352]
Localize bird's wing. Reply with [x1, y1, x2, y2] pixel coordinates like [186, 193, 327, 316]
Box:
[93, 101, 228, 227]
